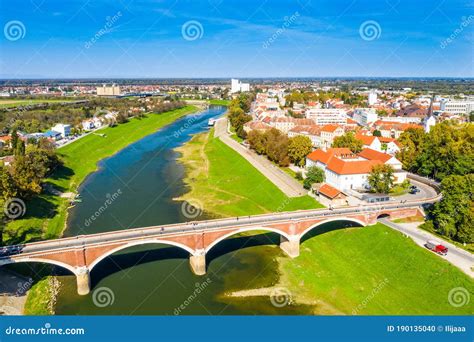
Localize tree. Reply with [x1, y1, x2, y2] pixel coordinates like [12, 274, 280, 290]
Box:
[372, 130, 381, 137]
[247, 130, 267, 154]
[429, 174, 473, 243]
[368, 164, 394, 194]
[303, 166, 325, 189]
[288, 135, 312, 167]
[332, 132, 363, 153]
[265, 129, 289, 166]
[14, 140, 25, 156]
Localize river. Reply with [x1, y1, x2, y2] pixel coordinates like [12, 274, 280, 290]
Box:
[54, 105, 314, 315]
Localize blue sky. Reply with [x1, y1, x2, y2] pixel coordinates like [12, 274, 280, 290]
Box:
[0, 0, 473, 78]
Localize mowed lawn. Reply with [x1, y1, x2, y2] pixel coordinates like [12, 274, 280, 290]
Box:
[279, 223, 474, 315]
[176, 131, 321, 217]
[4, 106, 197, 243]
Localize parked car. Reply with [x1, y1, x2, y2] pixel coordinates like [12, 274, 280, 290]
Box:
[424, 240, 448, 256]
[409, 187, 420, 194]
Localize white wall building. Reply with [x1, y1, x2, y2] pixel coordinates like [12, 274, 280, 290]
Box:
[305, 108, 347, 125]
[440, 99, 474, 114]
[353, 108, 378, 126]
[231, 79, 250, 93]
[368, 91, 377, 106]
[51, 124, 71, 138]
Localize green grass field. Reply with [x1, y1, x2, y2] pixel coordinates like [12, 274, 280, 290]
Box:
[176, 131, 321, 217]
[0, 99, 76, 108]
[279, 223, 474, 315]
[208, 99, 230, 106]
[4, 106, 198, 244]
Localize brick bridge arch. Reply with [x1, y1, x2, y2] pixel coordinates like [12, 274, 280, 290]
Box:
[0, 206, 424, 295]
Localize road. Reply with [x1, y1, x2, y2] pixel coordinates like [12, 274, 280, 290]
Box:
[379, 218, 473, 277]
[214, 118, 306, 197]
[1, 192, 441, 261]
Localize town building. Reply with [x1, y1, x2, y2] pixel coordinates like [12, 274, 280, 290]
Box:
[440, 99, 474, 114]
[306, 147, 406, 192]
[51, 123, 71, 138]
[353, 108, 378, 126]
[305, 108, 347, 125]
[96, 84, 121, 96]
[231, 79, 250, 93]
[368, 91, 377, 106]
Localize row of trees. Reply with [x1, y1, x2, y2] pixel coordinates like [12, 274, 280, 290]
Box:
[227, 94, 253, 139]
[247, 128, 313, 167]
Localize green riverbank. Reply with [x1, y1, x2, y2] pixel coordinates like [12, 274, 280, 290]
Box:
[5, 105, 198, 314]
[176, 130, 474, 314]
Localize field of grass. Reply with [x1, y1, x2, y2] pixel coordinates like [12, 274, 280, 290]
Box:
[0, 99, 76, 108]
[279, 223, 474, 315]
[176, 130, 321, 217]
[4, 106, 198, 244]
[208, 99, 230, 106]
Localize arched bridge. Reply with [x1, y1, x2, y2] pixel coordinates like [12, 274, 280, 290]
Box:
[0, 191, 440, 296]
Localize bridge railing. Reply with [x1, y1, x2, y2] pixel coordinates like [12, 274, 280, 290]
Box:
[1, 175, 442, 257]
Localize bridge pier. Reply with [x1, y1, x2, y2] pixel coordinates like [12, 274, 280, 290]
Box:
[189, 250, 206, 275]
[280, 235, 300, 258]
[76, 267, 91, 296]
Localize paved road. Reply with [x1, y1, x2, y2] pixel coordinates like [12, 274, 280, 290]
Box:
[379, 218, 473, 277]
[1, 193, 441, 261]
[214, 118, 306, 197]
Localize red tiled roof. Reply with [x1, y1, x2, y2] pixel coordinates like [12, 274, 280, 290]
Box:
[358, 148, 392, 163]
[327, 158, 382, 175]
[321, 124, 341, 133]
[318, 183, 342, 199]
[355, 133, 377, 145]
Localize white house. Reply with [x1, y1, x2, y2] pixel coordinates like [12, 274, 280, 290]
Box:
[306, 147, 406, 191]
[51, 123, 71, 138]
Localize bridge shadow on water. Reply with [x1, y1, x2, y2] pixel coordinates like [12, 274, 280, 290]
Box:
[90, 221, 364, 285]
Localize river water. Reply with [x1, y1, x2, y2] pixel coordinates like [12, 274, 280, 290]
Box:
[54, 106, 315, 315]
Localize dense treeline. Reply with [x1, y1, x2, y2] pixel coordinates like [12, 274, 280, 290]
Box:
[0, 98, 185, 134]
[0, 139, 61, 201]
[247, 128, 312, 167]
[397, 122, 473, 180]
[285, 90, 365, 107]
[397, 122, 474, 244]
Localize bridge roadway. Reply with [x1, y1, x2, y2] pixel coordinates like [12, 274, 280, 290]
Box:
[0, 182, 443, 295]
[2, 193, 440, 258]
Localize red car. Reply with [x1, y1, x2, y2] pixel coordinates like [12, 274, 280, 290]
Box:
[425, 240, 448, 256]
